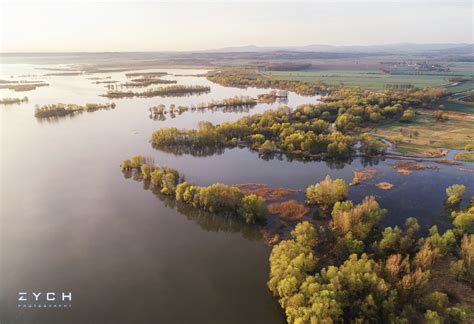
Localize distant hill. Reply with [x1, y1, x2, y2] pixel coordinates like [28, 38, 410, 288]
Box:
[204, 43, 473, 54]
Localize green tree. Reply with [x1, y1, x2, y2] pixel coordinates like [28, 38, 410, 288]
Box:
[305, 175, 348, 211]
[400, 109, 415, 122]
[331, 196, 386, 242]
[141, 164, 151, 180]
[238, 194, 267, 224]
[446, 184, 466, 206]
[268, 221, 318, 309]
[450, 234, 474, 285]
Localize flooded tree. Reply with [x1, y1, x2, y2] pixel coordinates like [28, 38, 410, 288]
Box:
[446, 184, 466, 206]
[0, 96, 28, 105]
[101, 85, 210, 99]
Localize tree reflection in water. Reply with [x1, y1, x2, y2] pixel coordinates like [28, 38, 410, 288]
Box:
[122, 169, 262, 242]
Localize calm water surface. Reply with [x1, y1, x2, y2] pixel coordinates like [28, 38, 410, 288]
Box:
[0, 65, 473, 324]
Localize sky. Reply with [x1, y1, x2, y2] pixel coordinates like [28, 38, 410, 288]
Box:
[0, 0, 472, 52]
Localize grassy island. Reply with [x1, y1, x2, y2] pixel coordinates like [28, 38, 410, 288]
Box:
[101, 85, 210, 99]
[34, 102, 116, 118]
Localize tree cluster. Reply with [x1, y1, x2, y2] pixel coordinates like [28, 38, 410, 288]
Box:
[206, 69, 327, 96]
[102, 85, 211, 99]
[0, 96, 28, 105]
[34, 102, 116, 118]
[268, 183, 473, 323]
[305, 175, 349, 212]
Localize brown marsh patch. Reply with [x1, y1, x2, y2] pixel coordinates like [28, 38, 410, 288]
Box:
[235, 183, 298, 201]
[350, 169, 377, 185]
[268, 200, 309, 221]
[376, 182, 394, 190]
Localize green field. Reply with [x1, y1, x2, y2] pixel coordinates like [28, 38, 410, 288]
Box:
[265, 70, 452, 89]
[263, 60, 474, 90]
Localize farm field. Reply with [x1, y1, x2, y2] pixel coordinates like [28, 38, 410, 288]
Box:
[264, 61, 474, 90]
[265, 69, 452, 89]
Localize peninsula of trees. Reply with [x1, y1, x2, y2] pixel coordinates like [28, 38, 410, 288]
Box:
[206, 69, 327, 95]
[150, 86, 445, 159]
[120, 155, 267, 224]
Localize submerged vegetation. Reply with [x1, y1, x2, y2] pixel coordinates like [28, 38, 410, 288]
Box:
[0, 96, 28, 105]
[268, 181, 474, 323]
[350, 169, 377, 185]
[150, 86, 445, 160]
[120, 155, 268, 224]
[34, 102, 116, 118]
[235, 183, 297, 201]
[101, 85, 210, 98]
[268, 200, 309, 221]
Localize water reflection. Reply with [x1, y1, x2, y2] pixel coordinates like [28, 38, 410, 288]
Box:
[152, 143, 386, 169]
[148, 104, 258, 121]
[123, 169, 262, 241]
[152, 143, 226, 157]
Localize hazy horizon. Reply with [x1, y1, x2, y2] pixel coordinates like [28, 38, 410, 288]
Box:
[1, 0, 472, 53]
[0, 42, 472, 55]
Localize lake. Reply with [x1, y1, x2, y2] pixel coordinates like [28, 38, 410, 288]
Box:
[1, 65, 473, 324]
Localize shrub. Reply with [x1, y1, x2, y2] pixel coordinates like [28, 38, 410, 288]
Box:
[446, 184, 466, 206]
[331, 196, 386, 242]
[238, 194, 267, 224]
[305, 176, 348, 211]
